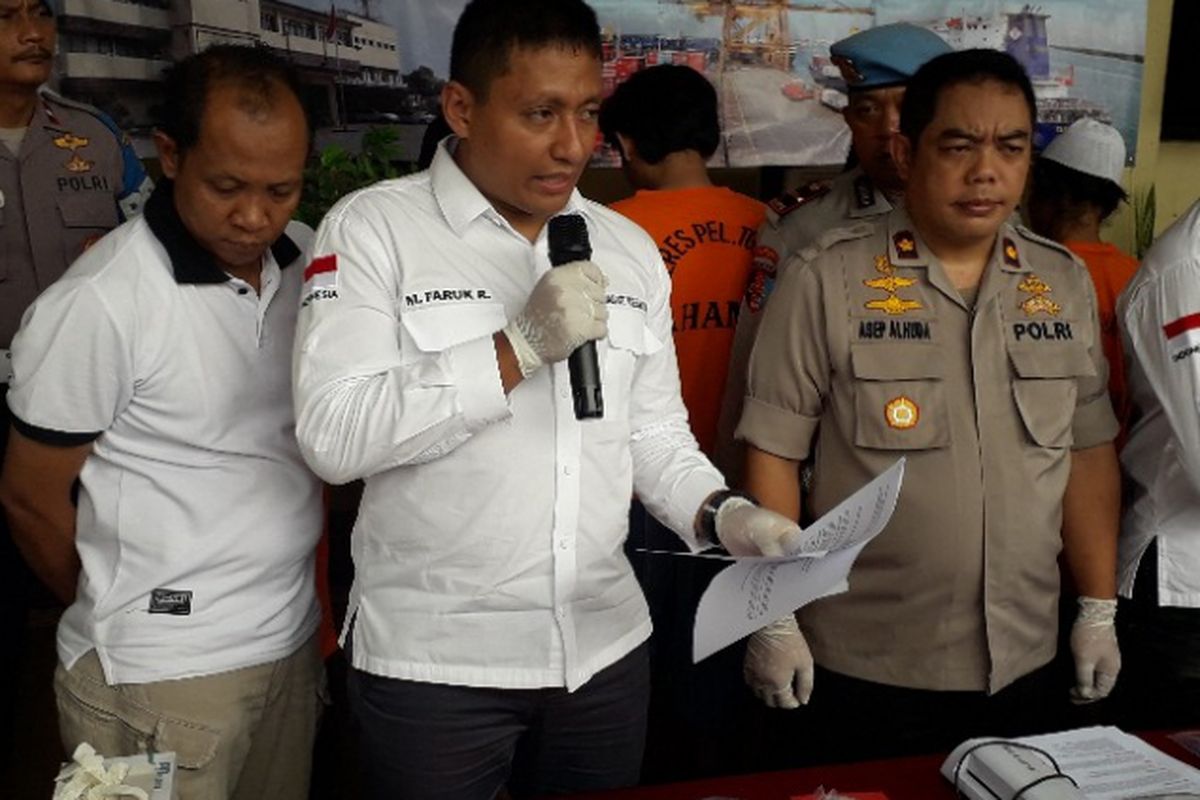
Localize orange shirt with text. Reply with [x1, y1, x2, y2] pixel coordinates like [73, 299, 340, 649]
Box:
[1067, 240, 1139, 443]
[612, 186, 766, 456]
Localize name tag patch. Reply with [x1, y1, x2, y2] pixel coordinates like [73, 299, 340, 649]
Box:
[403, 288, 493, 307]
[149, 588, 192, 616]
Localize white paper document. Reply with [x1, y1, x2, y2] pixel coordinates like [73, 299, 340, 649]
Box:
[942, 726, 1200, 800]
[691, 458, 905, 663]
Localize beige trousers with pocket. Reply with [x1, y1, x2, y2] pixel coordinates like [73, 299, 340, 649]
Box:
[54, 635, 325, 800]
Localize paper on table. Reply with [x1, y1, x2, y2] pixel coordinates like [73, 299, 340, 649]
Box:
[692, 458, 905, 663]
[941, 726, 1200, 800]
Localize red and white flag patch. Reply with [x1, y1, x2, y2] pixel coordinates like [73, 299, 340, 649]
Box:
[301, 254, 339, 306]
[1163, 312, 1200, 340]
[1164, 312, 1200, 364]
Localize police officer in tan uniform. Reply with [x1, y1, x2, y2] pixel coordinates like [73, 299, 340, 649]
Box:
[0, 0, 149, 758]
[1, 1, 151, 361]
[716, 23, 951, 479]
[737, 50, 1122, 760]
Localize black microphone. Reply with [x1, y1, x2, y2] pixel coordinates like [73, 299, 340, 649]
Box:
[548, 214, 604, 420]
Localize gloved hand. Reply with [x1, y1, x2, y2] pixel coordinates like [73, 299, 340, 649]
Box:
[744, 614, 814, 709]
[503, 261, 608, 378]
[1069, 596, 1120, 704]
[715, 497, 803, 557]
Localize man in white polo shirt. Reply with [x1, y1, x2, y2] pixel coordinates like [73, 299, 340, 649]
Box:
[0, 45, 321, 799]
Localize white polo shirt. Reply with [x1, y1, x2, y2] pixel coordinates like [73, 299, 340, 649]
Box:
[293, 141, 725, 692]
[7, 182, 322, 684]
[1119, 199, 1200, 607]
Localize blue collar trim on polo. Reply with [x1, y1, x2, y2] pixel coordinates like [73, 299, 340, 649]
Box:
[143, 180, 300, 285]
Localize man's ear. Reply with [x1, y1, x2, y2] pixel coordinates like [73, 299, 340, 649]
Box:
[615, 133, 636, 164]
[153, 130, 180, 180]
[891, 133, 914, 184]
[442, 81, 474, 140]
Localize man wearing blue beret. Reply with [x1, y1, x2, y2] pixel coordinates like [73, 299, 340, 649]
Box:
[717, 23, 952, 480]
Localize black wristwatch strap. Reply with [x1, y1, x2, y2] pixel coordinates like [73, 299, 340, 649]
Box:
[699, 489, 757, 547]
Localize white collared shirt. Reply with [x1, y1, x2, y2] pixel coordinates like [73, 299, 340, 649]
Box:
[293, 142, 724, 691]
[1118, 200, 1200, 607]
[7, 204, 322, 684]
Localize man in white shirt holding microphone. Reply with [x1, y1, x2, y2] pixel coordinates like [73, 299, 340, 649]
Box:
[291, 0, 803, 797]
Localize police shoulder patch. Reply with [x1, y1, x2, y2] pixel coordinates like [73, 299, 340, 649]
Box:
[767, 181, 831, 220]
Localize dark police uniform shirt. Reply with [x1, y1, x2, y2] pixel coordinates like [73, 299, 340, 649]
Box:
[738, 207, 1118, 693]
[0, 89, 152, 350]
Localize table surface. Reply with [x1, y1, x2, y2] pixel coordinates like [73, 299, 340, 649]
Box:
[561, 731, 1198, 800]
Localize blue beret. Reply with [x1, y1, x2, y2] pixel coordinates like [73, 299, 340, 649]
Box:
[830, 23, 953, 90]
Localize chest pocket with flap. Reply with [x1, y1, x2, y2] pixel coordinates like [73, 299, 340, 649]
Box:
[1009, 343, 1093, 448]
[850, 342, 949, 450]
[399, 301, 507, 366]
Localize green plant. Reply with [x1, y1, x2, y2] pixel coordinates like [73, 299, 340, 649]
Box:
[296, 126, 403, 228]
[1133, 184, 1156, 259]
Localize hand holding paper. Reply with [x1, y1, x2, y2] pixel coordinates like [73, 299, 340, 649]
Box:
[693, 458, 906, 663]
[716, 498, 804, 557]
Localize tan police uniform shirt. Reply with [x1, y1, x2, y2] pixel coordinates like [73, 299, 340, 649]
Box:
[738, 207, 1118, 693]
[714, 167, 893, 479]
[0, 91, 150, 350]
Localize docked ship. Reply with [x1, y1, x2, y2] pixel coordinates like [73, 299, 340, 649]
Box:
[1003, 5, 1113, 149]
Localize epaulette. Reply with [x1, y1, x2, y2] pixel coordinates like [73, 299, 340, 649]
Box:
[794, 222, 874, 266]
[38, 88, 124, 141]
[767, 181, 831, 220]
[816, 222, 875, 252]
[1013, 223, 1082, 265]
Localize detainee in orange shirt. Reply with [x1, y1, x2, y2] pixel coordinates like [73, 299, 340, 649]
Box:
[601, 64, 765, 459]
[1026, 118, 1139, 441]
[599, 63, 766, 782]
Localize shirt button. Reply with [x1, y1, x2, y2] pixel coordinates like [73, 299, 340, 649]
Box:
[237, 287, 249, 295]
[558, 539, 568, 550]
[555, 608, 566, 620]
[563, 465, 572, 476]
[560, 388, 569, 399]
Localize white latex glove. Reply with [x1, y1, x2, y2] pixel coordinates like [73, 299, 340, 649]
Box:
[744, 614, 814, 709]
[503, 261, 608, 378]
[715, 497, 803, 557]
[1069, 596, 1120, 704]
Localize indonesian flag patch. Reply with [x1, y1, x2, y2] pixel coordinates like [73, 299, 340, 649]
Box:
[301, 254, 339, 306]
[1164, 312, 1200, 364]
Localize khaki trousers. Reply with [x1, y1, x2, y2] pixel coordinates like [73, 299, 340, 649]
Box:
[55, 635, 324, 800]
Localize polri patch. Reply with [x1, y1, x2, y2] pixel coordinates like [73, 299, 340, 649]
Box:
[149, 588, 192, 616]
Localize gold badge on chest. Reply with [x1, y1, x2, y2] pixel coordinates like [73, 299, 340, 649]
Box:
[1018, 274, 1061, 317]
[53, 132, 94, 173]
[885, 396, 919, 429]
[864, 254, 923, 315]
